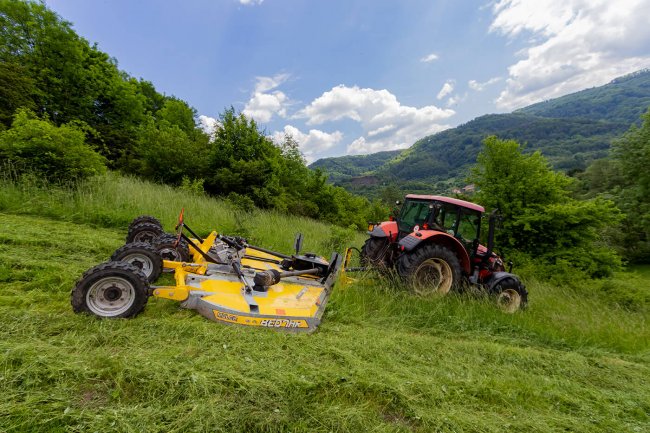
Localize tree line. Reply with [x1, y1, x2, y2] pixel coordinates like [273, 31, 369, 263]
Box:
[0, 0, 386, 228]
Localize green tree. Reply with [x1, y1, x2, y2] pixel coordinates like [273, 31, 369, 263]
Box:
[470, 136, 621, 277]
[0, 109, 106, 182]
[610, 108, 650, 262]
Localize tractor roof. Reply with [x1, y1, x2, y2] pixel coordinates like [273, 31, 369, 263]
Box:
[405, 194, 485, 213]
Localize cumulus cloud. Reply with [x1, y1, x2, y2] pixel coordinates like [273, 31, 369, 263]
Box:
[468, 77, 502, 91]
[490, 0, 650, 110]
[242, 73, 290, 123]
[298, 85, 454, 155]
[271, 125, 343, 163]
[198, 115, 220, 140]
[420, 52, 439, 63]
[238, 0, 263, 5]
[436, 80, 455, 100]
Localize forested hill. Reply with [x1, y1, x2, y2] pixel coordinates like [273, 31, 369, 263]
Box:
[308, 150, 400, 184]
[516, 69, 650, 123]
[311, 70, 650, 195]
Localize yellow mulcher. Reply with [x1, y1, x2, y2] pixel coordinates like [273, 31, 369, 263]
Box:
[71, 211, 344, 332]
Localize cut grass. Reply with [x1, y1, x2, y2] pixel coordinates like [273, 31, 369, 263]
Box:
[1, 175, 649, 432]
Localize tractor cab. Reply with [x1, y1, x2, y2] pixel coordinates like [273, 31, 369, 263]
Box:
[396, 195, 483, 254]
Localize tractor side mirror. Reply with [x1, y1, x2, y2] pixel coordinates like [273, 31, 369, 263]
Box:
[294, 233, 304, 255]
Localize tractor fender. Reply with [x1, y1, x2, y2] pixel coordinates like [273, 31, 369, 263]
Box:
[399, 231, 471, 274]
[369, 221, 398, 242]
[484, 272, 524, 293]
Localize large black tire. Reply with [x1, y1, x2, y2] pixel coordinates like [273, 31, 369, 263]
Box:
[397, 244, 461, 296]
[360, 237, 393, 270]
[110, 242, 163, 282]
[153, 233, 191, 263]
[128, 215, 162, 232]
[126, 222, 164, 244]
[71, 262, 149, 318]
[493, 277, 528, 313]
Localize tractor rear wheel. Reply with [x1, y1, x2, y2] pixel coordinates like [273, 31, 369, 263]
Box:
[360, 237, 393, 270]
[397, 244, 461, 295]
[110, 242, 163, 282]
[71, 262, 149, 318]
[153, 233, 191, 263]
[493, 278, 528, 313]
[126, 222, 164, 244]
[128, 215, 162, 232]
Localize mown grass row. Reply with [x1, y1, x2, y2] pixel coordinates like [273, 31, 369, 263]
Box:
[1, 175, 649, 432]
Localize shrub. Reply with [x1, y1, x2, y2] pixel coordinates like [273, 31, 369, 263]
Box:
[0, 110, 106, 183]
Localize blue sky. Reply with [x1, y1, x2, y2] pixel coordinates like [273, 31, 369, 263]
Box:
[45, 0, 650, 162]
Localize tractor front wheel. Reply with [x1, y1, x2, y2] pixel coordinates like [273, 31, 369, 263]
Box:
[397, 244, 461, 295]
[110, 242, 163, 282]
[360, 237, 393, 270]
[493, 278, 528, 313]
[71, 262, 149, 318]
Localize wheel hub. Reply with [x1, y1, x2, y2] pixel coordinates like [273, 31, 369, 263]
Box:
[497, 288, 521, 313]
[413, 258, 453, 295]
[121, 253, 153, 278]
[134, 231, 156, 243]
[86, 276, 135, 317]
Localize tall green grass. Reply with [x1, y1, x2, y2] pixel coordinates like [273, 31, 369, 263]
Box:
[0, 172, 366, 255]
[1, 174, 649, 432]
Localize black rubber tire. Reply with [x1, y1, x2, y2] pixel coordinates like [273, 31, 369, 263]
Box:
[71, 262, 149, 318]
[126, 221, 164, 244]
[128, 215, 162, 232]
[153, 233, 191, 263]
[493, 277, 528, 312]
[397, 244, 462, 295]
[360, 237, 393, 270]
[110, 242, 163, 282]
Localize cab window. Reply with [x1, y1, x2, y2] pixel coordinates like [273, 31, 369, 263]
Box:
[456, 209, 480, 243]
[398, 200, 431, 233]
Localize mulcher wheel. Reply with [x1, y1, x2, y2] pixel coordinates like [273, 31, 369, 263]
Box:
[153, 233, 192, 263]
[397, 244, 461, 295]
[110, 242, 163, 282]
[126, 221, 164, 244]
[128, 215, 162, 232]
[493, 277, 528, 313]
[71, 262, 149, 318]
[360, 237, 393, 271]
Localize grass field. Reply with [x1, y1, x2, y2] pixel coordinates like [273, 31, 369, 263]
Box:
[1, 175, 649, 432]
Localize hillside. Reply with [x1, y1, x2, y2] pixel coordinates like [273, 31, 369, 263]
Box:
[311, 70, 650, 196]
[1, 174, 649, 432]
[517, 69, 650, 123]
[309, 150, 401, 184]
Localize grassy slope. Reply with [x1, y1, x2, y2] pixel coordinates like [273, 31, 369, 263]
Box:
[0, 175, 649, 432]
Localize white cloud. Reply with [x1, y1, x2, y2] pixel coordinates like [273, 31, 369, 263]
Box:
[436, 80, 455, 100]
[468, 77, 502, 91]
[490, 0, 650, 110]
[420, 52, 439, 63]
[298, 85, 454, 155]
[446, 93, 467, 107]
[238, 0, 263, 5]
[242, 73, 290, 123]
[271, 125, 343, 163]
[198, 115, 219, 140]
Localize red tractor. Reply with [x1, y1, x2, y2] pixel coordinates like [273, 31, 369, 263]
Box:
[360, 194, 527, 312]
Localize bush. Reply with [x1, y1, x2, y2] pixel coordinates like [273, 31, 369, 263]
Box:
[0, 110, 106, 183]
[600, 279, 650, 311]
